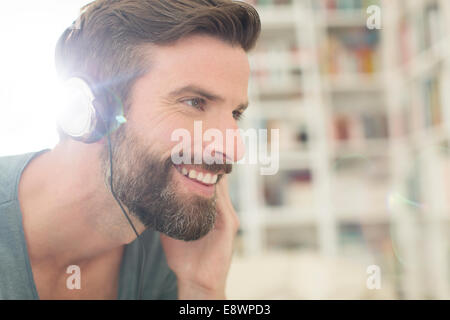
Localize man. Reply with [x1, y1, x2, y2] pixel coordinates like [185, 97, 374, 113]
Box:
[0, 0, 260, 299]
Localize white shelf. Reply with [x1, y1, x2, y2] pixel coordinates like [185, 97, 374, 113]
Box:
[403, 0, 439, 17]
[330, 138, 391, 157]
[254, 81, 302, 96]
[254, 99, 310, 118]
[250, 51, 303, 70]
[399, 37, 450, 81]
[337, 211, 391, 224]
[253, 207, 392, 227]
[257, 5, 297, 28]
[316, 10, 369, 28]
[323, 73, 384, 92]
[260, 208, 317, 226]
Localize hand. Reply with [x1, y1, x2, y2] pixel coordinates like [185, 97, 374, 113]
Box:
[160, 175, 239, 299]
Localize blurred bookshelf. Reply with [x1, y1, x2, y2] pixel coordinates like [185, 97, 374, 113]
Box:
[228, 0, 450, 299]
[383, 0, 450, 299]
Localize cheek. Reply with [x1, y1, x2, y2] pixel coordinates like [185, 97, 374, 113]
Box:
[149, 118, 197, 159]
[129, 100, 200, 158]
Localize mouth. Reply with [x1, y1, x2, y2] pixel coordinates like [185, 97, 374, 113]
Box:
[172, 164, 221, 198]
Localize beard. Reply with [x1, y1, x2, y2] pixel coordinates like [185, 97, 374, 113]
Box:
[100, 124, 231, 241]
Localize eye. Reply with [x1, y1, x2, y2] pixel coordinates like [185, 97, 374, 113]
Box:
[233, 110, 244, 121]
[182, 97, 206, 110]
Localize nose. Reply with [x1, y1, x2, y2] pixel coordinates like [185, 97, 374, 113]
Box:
[204, 117, 246, 164]
[225, 124, 246, 163]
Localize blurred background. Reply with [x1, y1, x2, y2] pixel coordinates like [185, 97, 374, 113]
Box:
[227, 0, 450, 299]
[0, 0, 449, 299]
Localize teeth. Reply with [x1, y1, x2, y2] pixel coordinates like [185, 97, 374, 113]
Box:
[188, 169, 197, 179]
[202, 173, 212, 184]
[176, 165, 219, 185]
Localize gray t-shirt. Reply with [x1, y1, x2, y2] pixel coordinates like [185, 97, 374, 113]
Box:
[0, 150, 178, 299]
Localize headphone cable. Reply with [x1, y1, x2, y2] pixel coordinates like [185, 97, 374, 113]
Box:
[107, 135, 146, 300]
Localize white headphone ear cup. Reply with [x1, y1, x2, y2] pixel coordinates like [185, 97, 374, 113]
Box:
[58, 77, 98, 140]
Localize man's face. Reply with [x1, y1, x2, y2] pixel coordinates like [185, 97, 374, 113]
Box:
[103, 35, 250, 241]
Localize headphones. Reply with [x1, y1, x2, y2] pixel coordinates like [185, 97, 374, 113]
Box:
[57, 76, 126, 143]
[56, 18, 126, 143]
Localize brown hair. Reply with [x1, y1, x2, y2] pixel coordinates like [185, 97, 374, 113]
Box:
[55, 0, 260, 116]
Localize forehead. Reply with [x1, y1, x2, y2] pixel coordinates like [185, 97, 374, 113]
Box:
[145, 34, 250, 96]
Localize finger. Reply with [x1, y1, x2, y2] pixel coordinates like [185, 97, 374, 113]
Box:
[214, 175, 240, 232]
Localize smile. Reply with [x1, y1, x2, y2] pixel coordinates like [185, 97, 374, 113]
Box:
[173, 164, 220, 198]
[174, 165, 218, 185]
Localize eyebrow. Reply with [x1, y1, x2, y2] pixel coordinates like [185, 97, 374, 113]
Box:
[167, 84, 249, 111]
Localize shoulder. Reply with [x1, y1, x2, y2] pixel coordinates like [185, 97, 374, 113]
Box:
[0, 151, 45, 299]
[0, 152, 40, 205]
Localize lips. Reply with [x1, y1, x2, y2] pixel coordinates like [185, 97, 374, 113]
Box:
[174, 165, 219, 185]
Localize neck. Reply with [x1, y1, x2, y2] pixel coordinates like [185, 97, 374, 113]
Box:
[18, 141, 144, 269]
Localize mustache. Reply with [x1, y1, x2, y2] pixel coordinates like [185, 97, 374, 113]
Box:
[200, 162, 233, 175]
[172, 152, 233, 175]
